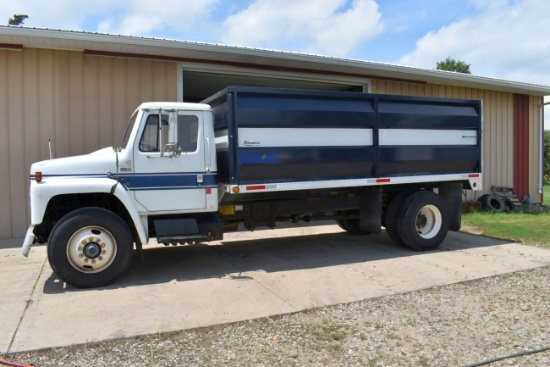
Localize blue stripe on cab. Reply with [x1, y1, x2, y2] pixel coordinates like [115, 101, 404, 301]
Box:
[122, 173, 217, 190]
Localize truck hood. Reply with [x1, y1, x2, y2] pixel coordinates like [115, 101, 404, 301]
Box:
[31, 147, 118, 177]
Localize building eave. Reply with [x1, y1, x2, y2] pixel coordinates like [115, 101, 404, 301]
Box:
[2, 26, 550, 96]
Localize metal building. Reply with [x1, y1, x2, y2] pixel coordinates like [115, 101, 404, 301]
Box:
[1, 27, 548, 240]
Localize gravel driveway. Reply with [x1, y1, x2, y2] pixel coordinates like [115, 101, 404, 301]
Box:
[3, 265, 549, 367]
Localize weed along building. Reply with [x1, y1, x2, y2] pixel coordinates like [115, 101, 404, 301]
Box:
[1, 26, 549, 241]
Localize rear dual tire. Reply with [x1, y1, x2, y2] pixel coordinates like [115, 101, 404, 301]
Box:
[336, 215, 370, 235]
[385, 191, 449, 251]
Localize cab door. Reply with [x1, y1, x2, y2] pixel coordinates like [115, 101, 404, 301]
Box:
[132, 109, 207, 212]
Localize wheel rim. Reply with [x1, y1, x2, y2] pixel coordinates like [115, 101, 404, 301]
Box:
[415, 205, 442, 239]
[66, 226, 117, 273]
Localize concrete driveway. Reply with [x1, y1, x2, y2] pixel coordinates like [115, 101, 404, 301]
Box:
[2, 224, 550, 354]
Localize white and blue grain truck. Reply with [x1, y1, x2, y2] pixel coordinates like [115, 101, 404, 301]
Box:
[22, 86, 482, 288]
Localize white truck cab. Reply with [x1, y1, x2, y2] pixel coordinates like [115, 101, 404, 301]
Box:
[22, 102, 219, 288]
[122, 102, 218, 213]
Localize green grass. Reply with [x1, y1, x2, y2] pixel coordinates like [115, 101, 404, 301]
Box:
[461, 210, 550, 248]
[544, 183, 550, 205]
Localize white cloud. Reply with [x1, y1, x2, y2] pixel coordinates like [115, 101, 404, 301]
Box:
[398, 0, 550, 86]
[96, 0, 219, 37]
[221, 0, 384, 57]
[1, 0, 219, 38]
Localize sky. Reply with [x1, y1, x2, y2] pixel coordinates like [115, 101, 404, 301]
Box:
[2, 0, 550, 124]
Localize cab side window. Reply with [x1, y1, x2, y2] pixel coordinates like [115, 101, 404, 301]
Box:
[140, 114, 168, 152]
[178, 114, 199, 152]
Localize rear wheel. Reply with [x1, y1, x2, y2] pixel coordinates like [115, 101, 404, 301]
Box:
[336, 212, 370, 235]
[48, 208, 134, 288]
[397, 191, 449, 251]
[383, 191, 413, 246]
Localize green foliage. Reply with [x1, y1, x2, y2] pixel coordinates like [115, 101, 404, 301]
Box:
[8, 14, 28, 26]
[436, 57, 471, 74]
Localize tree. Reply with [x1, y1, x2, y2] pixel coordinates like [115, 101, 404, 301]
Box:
[436, 57, 471, 74]
[8, 14, 28, 26]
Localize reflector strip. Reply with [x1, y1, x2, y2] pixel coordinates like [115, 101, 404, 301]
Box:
[468, 174, 480, 178]
[246, 185, 266, 191]
[376, 178, 391, 183]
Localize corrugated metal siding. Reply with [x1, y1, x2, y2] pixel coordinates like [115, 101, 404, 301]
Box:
[371, 80, 523, 201]
[0, 48, 177, 239]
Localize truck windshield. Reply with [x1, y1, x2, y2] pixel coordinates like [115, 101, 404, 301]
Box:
[119, 111, 138, 150]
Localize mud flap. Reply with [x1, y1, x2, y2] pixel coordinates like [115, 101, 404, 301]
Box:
[359, 187, 382, 234]
[439, 182, 463, 231]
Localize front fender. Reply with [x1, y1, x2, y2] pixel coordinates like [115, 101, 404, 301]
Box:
[30, 177, 148, 245]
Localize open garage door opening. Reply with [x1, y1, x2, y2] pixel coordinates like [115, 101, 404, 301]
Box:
[182, 70, 366, 102]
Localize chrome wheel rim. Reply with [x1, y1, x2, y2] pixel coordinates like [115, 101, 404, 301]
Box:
[66, 226, 117, 273]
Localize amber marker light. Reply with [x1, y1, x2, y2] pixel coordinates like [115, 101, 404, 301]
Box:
[233, 186, 240, 193]
[35, 172, 42, 182]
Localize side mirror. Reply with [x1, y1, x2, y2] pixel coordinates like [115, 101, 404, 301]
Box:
[161, 143, 179, 158]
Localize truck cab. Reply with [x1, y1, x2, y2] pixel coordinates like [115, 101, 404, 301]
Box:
[22, 102, 221, 288]
[122, 102, 218, 213]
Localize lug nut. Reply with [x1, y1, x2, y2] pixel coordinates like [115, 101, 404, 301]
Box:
[92, 260, 96, 264]
[78, 246, 83, 251]
[98, 256, 103, 261]
[81, 240, 86, 245]
[84, 259, 88, 263]
[102, 250, 107, 254]
[79, 254, 84, 258]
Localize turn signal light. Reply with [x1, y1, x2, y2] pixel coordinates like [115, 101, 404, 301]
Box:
[35, 172, 42, 182]
[232, 186, 240, 193]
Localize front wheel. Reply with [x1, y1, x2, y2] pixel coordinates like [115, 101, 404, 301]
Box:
[48, 208, 134, 288]
[397, 191, 449, 251]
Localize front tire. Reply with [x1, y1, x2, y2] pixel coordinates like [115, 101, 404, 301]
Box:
[397, 191, 449, 251]
[48, 208, 134, 288]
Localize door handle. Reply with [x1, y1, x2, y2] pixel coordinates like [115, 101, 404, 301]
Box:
[205, 137, 212, 173]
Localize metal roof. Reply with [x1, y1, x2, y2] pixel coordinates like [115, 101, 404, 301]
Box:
[2, 26, 550, 96]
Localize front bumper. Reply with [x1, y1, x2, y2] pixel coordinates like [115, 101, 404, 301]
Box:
[22, 226, 35, 257]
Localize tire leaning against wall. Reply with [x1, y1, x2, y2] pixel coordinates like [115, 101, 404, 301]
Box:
[502, 197, 515, 213]
[478, 194, 506, 212]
